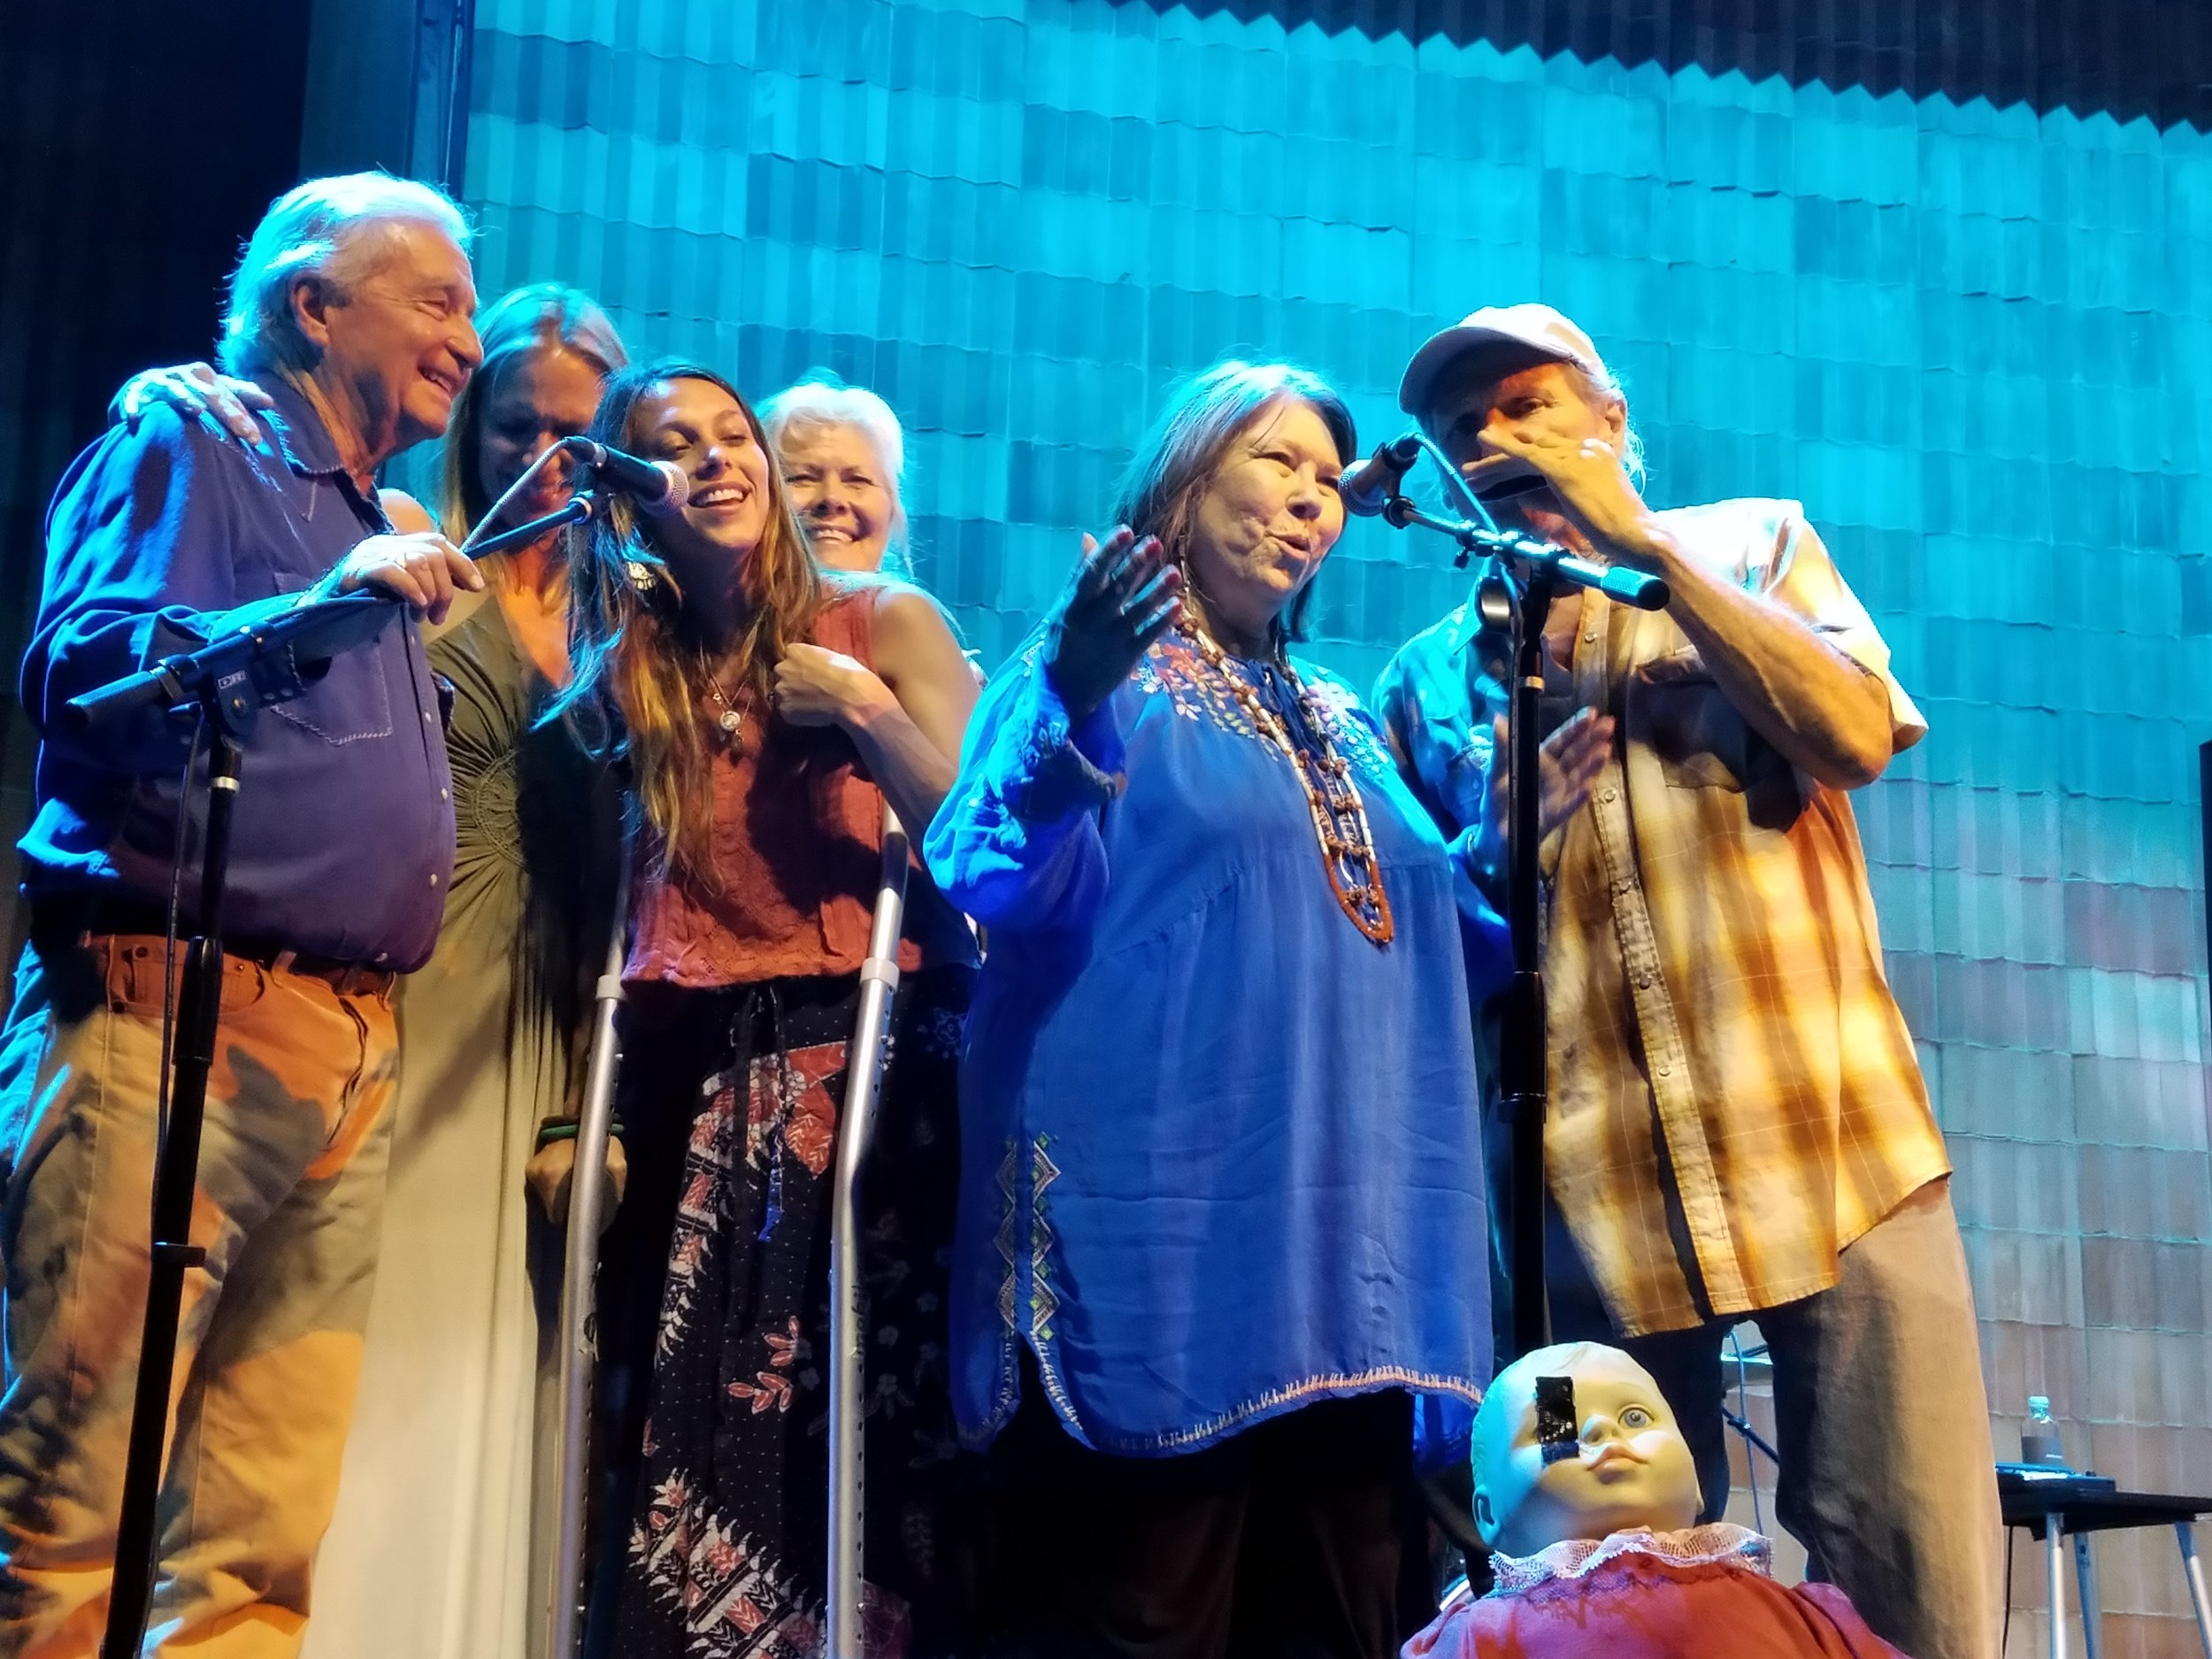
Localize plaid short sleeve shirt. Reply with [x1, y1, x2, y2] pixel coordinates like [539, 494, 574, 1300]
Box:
[1375, 497, 1949, 1337]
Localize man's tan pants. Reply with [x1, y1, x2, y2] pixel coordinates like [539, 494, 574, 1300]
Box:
[0, 935, 395, 1657]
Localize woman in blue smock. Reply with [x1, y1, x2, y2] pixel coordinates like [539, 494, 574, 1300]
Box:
[926, 363, 1501, 1658]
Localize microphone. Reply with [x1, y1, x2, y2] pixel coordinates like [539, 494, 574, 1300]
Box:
[559, 437, 688, 514]
[1340, 433, 1425, 518]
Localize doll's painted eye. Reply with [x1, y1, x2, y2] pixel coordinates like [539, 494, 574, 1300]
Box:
[1619, 1405, 1655, 1429]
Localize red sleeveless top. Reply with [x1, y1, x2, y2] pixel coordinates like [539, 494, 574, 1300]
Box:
[625, 584, 976, 987]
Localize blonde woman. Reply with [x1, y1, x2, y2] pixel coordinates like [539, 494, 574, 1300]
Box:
[303, 284, 629, 1659]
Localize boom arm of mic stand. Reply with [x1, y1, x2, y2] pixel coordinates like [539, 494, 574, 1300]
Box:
[63, 593, 407, 739]
[1379, 496, 1670, 611]
[459, 489, 598, 559]
[65, 495, 601, 741]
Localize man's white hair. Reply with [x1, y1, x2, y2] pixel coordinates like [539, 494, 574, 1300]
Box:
[219, 173, 473, 376]
[1565, 360, 1649, 492]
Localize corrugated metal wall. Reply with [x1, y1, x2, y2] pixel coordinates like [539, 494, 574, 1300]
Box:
[457, 2, 2212, 1646]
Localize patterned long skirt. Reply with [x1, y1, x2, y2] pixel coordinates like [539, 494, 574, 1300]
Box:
[599, 969, 974, 1659]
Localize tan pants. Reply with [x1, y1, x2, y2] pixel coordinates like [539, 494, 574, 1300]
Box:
[0, 935, 396, 1657]
[1551, 1177, 2004, 1659]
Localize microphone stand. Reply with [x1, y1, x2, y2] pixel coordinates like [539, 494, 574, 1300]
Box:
[1376, 490, 1666, 1360]
[77, 491, 595, 1658]
[547, 834, 629, 1659]
[93, 678, 242, 1659]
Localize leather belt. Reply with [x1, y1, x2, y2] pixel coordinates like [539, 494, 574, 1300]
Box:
[29, 894, 397, 996]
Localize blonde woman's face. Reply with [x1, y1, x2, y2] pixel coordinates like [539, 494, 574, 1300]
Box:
[475, 344, 604, 522]
[634, 378, 774, 577]
[779, 421, 895, 573]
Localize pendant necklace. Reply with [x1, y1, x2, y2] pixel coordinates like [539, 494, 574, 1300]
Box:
[706, 673, 745, 747]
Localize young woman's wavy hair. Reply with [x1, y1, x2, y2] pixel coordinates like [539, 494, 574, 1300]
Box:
[545, 359, 821, 883]
[437, 282, 627, 538]
[1108, 360, 1356, 653]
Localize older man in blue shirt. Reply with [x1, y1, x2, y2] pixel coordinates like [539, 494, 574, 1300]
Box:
[0, 173, 483, 1655]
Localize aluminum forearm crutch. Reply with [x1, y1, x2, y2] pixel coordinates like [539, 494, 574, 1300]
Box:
[548, 840, 630, 1659]
[826, 803, 910, 1658]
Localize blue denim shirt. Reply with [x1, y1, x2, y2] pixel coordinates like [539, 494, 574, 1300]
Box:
[1369, 595, 1517, 1004]
[18, 379, 455, 969]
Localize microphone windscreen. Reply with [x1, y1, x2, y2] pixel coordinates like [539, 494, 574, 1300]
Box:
[647, 462, 689, 514]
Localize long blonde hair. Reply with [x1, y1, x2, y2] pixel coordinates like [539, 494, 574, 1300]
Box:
[545, 360, 821, 882]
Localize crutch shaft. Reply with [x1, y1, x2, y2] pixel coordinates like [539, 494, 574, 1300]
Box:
[826, 806, 910, 1658]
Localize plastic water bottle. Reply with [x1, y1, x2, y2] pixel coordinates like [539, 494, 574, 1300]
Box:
[2022, 1395, 2066, 1467]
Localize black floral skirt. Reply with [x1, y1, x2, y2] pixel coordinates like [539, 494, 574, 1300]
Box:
[595, 968, 975, 1659]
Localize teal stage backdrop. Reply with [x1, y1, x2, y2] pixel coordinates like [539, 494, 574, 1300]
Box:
[460, 0, 2212, 1643]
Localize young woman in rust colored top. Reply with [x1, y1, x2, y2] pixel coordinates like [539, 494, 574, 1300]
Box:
[547, 359, 980, 1658]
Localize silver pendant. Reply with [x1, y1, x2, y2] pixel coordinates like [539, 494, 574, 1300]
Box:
[718, 708, 743, 736]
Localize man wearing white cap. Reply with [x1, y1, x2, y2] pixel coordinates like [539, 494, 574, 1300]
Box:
[1373, 304, 2001, 1659]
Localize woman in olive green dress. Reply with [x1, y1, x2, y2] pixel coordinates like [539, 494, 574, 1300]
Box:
[304, 285, 628, 1659]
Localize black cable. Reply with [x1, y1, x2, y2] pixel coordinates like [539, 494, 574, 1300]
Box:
[152, 712, 204, 1236]
[2001, 1525, 2015, 1653]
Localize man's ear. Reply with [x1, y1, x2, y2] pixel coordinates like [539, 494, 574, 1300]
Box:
[289, 274, 341, 357]
[1600, 393, 1628, 452]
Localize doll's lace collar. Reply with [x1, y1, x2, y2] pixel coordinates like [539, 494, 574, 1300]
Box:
[1489, 1523, 1771, 1594]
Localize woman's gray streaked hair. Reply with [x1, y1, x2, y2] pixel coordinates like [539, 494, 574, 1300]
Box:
[760, 373, 913, 576]
[1109, 360, 1356, 649]
[219, 173, 474, 377]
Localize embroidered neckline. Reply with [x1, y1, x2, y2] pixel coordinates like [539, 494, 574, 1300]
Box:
[1174, 619, 1394, 945]
[1488, 1524, 1771, 1594]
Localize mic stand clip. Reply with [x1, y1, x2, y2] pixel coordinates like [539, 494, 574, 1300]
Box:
[1379, 495, 1670, 612]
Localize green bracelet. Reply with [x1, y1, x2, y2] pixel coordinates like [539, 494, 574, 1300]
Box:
[536, 1117, 624, 1148]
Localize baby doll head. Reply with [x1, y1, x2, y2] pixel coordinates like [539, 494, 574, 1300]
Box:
[1471, 1341, 1702, 1557]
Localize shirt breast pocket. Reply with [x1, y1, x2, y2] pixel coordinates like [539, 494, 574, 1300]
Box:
[1630, 651, 1761, 792]
[1630, 650, 1803, 825]
[1438, 727, 1494, 828]
[262, 570, 396, 748]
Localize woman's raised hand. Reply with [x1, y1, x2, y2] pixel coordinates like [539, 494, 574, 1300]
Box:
[1041, 527, 1181, 723]
[111, 362, 273, 443]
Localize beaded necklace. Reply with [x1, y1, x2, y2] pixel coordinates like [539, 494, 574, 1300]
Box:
[1178, 618, 1394, 945]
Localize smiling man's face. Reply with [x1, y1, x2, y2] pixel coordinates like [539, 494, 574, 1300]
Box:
[306, 218, 481, 465]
